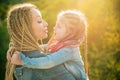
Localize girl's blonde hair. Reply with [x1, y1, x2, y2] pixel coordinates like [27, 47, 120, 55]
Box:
[57, 10, 87, 42]
[5, 3, 44, 80]
[57, 10, 88, 77]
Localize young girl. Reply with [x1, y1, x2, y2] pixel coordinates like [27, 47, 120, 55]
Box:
[11, 10, 89, 80]
[6, 4, 76, 80]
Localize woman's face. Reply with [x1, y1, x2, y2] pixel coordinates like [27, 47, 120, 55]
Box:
[54, 21, 68, 41]
[31, 8, 48, 41]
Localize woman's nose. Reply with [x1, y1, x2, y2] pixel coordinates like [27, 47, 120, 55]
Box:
[44, 21, 48, 26]
[43, 20, 48, 26]
[54, 26, 56, 30]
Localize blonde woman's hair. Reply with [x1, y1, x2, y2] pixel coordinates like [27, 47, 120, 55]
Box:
[5, 3, 44, 80]
[57, 10, 88, 77]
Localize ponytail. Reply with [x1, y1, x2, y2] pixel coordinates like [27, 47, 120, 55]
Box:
[5, 42, 16, 80]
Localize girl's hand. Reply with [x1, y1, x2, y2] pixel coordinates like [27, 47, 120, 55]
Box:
[11, 51, 24, 65]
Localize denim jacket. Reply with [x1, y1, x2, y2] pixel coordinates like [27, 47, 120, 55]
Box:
[19, 48, 87, 80]
[14, 50, 75, 80]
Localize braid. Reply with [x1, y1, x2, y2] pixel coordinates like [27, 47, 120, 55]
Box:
[5, 42, 16, 80]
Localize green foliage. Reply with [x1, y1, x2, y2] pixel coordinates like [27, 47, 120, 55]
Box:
[0, 0, 10, 20]
[0, 0, 120, 80]
[0, 20, 9, 80]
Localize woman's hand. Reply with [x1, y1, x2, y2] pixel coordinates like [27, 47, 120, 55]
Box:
[11, 51, 24, 65]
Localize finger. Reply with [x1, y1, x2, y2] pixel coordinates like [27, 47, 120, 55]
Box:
[11, 55, 16, 64]
[14, 51, 19, 54]
[6, 47, 13, 61]
[6, 52, 11, 61]
[11, 53, 19, 65]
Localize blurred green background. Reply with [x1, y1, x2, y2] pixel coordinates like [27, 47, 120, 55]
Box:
[0, 0, 120, 80]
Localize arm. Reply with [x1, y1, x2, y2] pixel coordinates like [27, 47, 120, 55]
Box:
[19, 48, 73, 69]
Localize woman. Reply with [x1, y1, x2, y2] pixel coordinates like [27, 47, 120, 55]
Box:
[5, 3, 75, 80]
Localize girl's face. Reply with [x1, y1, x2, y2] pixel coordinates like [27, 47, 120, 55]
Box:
[54, 21, 69, 41]
[31, 8, 48, 41]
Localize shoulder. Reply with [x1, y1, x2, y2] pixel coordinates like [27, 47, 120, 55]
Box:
[60, 47, 79, 51]
[57, 48, 72, 52]
[58, 47, 80, 53]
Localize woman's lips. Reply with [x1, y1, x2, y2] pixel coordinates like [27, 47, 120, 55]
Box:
[46, 30, 48, 33]
[44, 30, 48, 33]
